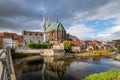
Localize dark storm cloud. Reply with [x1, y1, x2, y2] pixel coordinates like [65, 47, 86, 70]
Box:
[0, 0, 115, 33]
[0, 17, 21, 29]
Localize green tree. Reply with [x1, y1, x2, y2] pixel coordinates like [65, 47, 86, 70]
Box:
[48, 35, 55, 41]
[63, 41, 71, 53]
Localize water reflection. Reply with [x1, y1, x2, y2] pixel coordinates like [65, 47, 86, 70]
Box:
[13, 56, 120, 80]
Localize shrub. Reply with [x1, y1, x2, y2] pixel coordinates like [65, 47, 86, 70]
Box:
[63, 41, 71, 53]
[12, 52, 32, 59]
[26, 42, 51, 49]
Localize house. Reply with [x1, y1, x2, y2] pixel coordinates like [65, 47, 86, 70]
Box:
[85, 40, 103, 51]
[22, 31, 43, 45]
[0, 33, 4, 49]
[18, 36, 24, 47]
[103, 41, 117, 50]
[53, 41, 64, 50]
[0, 32, 23, 48]
[67, 34, 79, 41]
[12, 33, 19, 47]
[3, 32, 13, 48]
[114, 39, 120, 49]
[71, 40, 83, 52]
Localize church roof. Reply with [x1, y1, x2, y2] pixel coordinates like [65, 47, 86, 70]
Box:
[45, 22, 63, 32]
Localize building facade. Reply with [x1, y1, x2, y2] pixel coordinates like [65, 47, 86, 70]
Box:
[45, 21, 67, 41]
[0, 32, 23, 48]
[22, 31, 43, 44]
[22, 17, 68, 44]
[0, 34, 4, 49]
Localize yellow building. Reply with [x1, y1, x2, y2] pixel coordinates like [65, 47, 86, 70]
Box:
[0, 34, 4, 49]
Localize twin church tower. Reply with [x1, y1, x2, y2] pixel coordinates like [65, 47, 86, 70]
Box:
[41, 16, 67, 42]
[22, 16, 67, 44]
[42, 16, 51, 32]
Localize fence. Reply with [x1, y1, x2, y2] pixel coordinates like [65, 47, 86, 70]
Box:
[0, 48, 16, 80]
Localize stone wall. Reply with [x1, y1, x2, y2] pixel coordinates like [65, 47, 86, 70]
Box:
[15, 48, 65, 56]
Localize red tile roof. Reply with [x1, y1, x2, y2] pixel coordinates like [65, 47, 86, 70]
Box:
[71, 40, 82, 46]
[0, 32, 19, 40]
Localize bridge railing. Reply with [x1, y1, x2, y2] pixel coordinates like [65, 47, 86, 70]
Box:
[0, 48, 16, 80]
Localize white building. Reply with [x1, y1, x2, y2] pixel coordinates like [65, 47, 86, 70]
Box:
[22, 31, 43, 44]
[3, 38, 13, 48]
[1, 32, 19, 48]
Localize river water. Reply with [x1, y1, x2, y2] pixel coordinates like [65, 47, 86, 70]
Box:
[13, 54, 120, 80]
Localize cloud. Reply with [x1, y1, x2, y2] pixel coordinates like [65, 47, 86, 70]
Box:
[73, 0, 120, 21]
[97, 26, 120, 40]
[67, 24, 94, 40]
[0, 0, 120, 41]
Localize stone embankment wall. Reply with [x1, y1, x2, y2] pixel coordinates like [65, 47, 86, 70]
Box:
[15, 48, 65, 56]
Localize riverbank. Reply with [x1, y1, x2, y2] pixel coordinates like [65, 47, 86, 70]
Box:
[73, 50, 117, 57]
[84, 70, 120, 80]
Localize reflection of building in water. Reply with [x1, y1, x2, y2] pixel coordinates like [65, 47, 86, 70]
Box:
[42, 57, 72, 80]
[14, 59, 43, 80]
[14, 57, 73, 80]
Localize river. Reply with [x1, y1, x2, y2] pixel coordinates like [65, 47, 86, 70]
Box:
[13, 54, 120, 80]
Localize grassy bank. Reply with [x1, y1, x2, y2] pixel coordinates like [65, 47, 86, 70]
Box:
[84, 70, 120, 80]
[73, 50, 116, 57]
[12, 52, 32, 59]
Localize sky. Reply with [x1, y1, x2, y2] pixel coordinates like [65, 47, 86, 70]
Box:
[0, 0, 120, 41]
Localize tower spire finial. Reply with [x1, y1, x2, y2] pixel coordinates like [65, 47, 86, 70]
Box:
[57, 18, 59, 23]
[42, 16, 46, 31]
[48, 16, 51, 26]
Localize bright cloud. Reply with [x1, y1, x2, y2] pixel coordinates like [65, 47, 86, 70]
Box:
[97, 26, 120, 40]
[67, 24, 94, 40]
[0, 0, 120, 41]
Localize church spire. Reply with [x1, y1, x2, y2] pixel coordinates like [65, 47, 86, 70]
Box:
[48, 16, 51, 26]
[42, 16, 46, 31]
[57, 18, 59, 23]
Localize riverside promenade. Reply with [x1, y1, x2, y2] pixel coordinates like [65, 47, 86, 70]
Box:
[15, 48, 65, 56]
[0, 49, 16, 80]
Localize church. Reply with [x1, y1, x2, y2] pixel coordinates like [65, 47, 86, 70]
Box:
[22, 17, 68, 44]
[42, 17, 67, 42]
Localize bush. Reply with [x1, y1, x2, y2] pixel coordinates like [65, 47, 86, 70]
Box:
[26, 42, 51, 49]
[63, 41, 71, 53]
[12, 52, 32, 59]
[84, 70, 120, 80]
[117, 50, 120, 53]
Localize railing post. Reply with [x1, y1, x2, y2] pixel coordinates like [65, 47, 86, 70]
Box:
[7, 47, 16, 80]
[1, 61, 8, 80]
[0, 48, 16, 80]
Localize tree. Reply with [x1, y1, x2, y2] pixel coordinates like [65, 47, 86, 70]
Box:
[115, 40, 120, 50]
[63, 41, 71, 53]
[48, 35, 55, 41]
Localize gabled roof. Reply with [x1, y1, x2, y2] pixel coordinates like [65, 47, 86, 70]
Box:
[0, 33, 4, 37]
[0, 32, 19, 40]
[45, 22, 64, 32]
[71, 40, 82, 46]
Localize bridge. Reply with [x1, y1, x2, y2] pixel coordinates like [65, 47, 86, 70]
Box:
[0, 48, 16, 80]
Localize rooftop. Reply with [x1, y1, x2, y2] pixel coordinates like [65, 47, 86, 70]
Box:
[45, 22, 64, 32]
